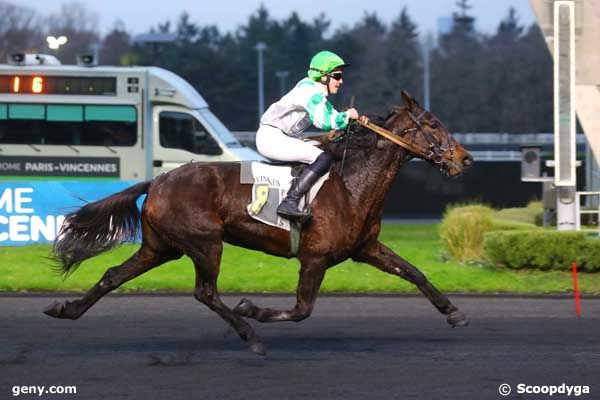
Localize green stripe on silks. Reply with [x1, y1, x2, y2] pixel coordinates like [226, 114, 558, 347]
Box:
[306, 93, 321, 125]
[321, 101, 334, 130]
[335, 111, 349, 129]
[307, 93, 333, 130]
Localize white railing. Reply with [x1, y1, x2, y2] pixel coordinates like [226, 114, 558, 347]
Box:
[232, 132, 587, 162]
[575, 191, 600, 234]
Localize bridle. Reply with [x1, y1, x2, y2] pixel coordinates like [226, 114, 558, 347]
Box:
[356, 108, 456, 166]
[400, 110, 456, 164]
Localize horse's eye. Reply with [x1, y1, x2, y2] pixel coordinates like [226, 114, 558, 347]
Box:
[429, 122, 438, 129]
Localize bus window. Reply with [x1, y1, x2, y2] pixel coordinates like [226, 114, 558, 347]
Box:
[0, 103, 137, 146]
[84, 105, 137, 146]
[159, 111, 223, 155]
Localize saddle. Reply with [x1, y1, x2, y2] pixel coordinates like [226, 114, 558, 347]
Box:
[240, 161, 329, 231]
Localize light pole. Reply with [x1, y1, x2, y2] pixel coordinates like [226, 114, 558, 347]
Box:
[275, 71, 289, 97]
[255, 42, 267, 123]
[422, 32, 432, 111]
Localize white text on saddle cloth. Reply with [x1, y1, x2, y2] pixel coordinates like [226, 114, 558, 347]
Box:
[246, 162, 329, 231]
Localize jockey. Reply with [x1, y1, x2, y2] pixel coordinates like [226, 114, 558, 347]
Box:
[256, 50, 368, 221]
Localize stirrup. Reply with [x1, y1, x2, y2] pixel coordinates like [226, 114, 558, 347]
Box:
[277, 201, 312, 222]
[278, 210, 312, 225]
[277, 204, 309, 218]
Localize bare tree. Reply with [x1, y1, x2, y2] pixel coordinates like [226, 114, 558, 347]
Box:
[99, 20, 132, 65]
[43, 2, 100, 64]
[45, 1, 99, 33]
[0, 1, 43, 61]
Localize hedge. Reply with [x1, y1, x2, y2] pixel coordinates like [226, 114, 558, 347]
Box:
[439, 204, 539, 262]
[483, 230, 600, 272]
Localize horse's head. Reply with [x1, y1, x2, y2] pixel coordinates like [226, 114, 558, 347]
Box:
[381, 91, 473, 177]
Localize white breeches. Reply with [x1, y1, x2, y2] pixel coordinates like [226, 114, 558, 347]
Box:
[256, 125, 323, 164]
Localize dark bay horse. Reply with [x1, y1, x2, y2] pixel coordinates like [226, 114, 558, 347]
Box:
[45, 92, 473, 355]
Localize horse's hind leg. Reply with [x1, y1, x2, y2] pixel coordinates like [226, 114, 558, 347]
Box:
[44, 222, 181, 320]
[189, 242, 265, 355]
[233, 257, 327, 323]
[353, 240, 468, 327]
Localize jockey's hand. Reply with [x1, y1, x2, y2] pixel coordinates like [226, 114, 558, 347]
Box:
[346, 109, 369, 125]
[346, 108, 359, 119]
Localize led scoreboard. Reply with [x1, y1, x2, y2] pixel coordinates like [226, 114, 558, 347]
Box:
[0, 75, 116, 96]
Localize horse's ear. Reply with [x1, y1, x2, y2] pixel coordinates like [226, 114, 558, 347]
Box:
[401, 90, 418, 110]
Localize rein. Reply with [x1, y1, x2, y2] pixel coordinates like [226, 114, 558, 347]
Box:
[355, 111, 454, 164]
[339, 96, 355, 175]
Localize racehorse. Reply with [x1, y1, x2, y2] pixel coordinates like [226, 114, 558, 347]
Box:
[45, 92, 474, 355]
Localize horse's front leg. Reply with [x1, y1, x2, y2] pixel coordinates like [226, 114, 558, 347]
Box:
[234, 257, 326, 322]
[353, 240, 468, 327]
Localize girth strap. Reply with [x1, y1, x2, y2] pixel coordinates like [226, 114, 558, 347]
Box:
[290, 221, 300, 257]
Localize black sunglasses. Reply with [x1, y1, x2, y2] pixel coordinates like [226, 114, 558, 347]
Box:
[328, 72, 343, 81]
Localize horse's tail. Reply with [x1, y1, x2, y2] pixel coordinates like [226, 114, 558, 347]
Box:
[52, 181, 152, 277]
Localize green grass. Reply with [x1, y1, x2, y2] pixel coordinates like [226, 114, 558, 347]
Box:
[1, 224, 599, 294]
[494, 201, 542, 224]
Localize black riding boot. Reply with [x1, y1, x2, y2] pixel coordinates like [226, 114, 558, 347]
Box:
[277, 152, 333, 221]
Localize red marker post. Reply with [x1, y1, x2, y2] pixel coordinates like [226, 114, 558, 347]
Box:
[571, 262, 581, 317]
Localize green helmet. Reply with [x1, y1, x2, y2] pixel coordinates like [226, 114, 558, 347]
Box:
[307, 51, 350, 81]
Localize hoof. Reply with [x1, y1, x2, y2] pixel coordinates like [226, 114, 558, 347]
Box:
[447, 311, 469, 327]
[43, 301, 78, 320]
[43, 301, 65, 318]
[233, 298, 254, 317]
[249, 342, 267, 356]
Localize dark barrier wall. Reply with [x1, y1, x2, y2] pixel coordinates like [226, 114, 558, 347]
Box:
[383, 161, 586, 218]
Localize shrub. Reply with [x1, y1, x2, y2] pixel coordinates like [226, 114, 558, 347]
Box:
[577, 239, 600, 272]
[439, 204, 539, 262]
[439, 205, 495, 262]
[484, 230, 600, 272]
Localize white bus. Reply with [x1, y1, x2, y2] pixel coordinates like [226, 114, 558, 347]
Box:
[0, 53, 260, 180]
